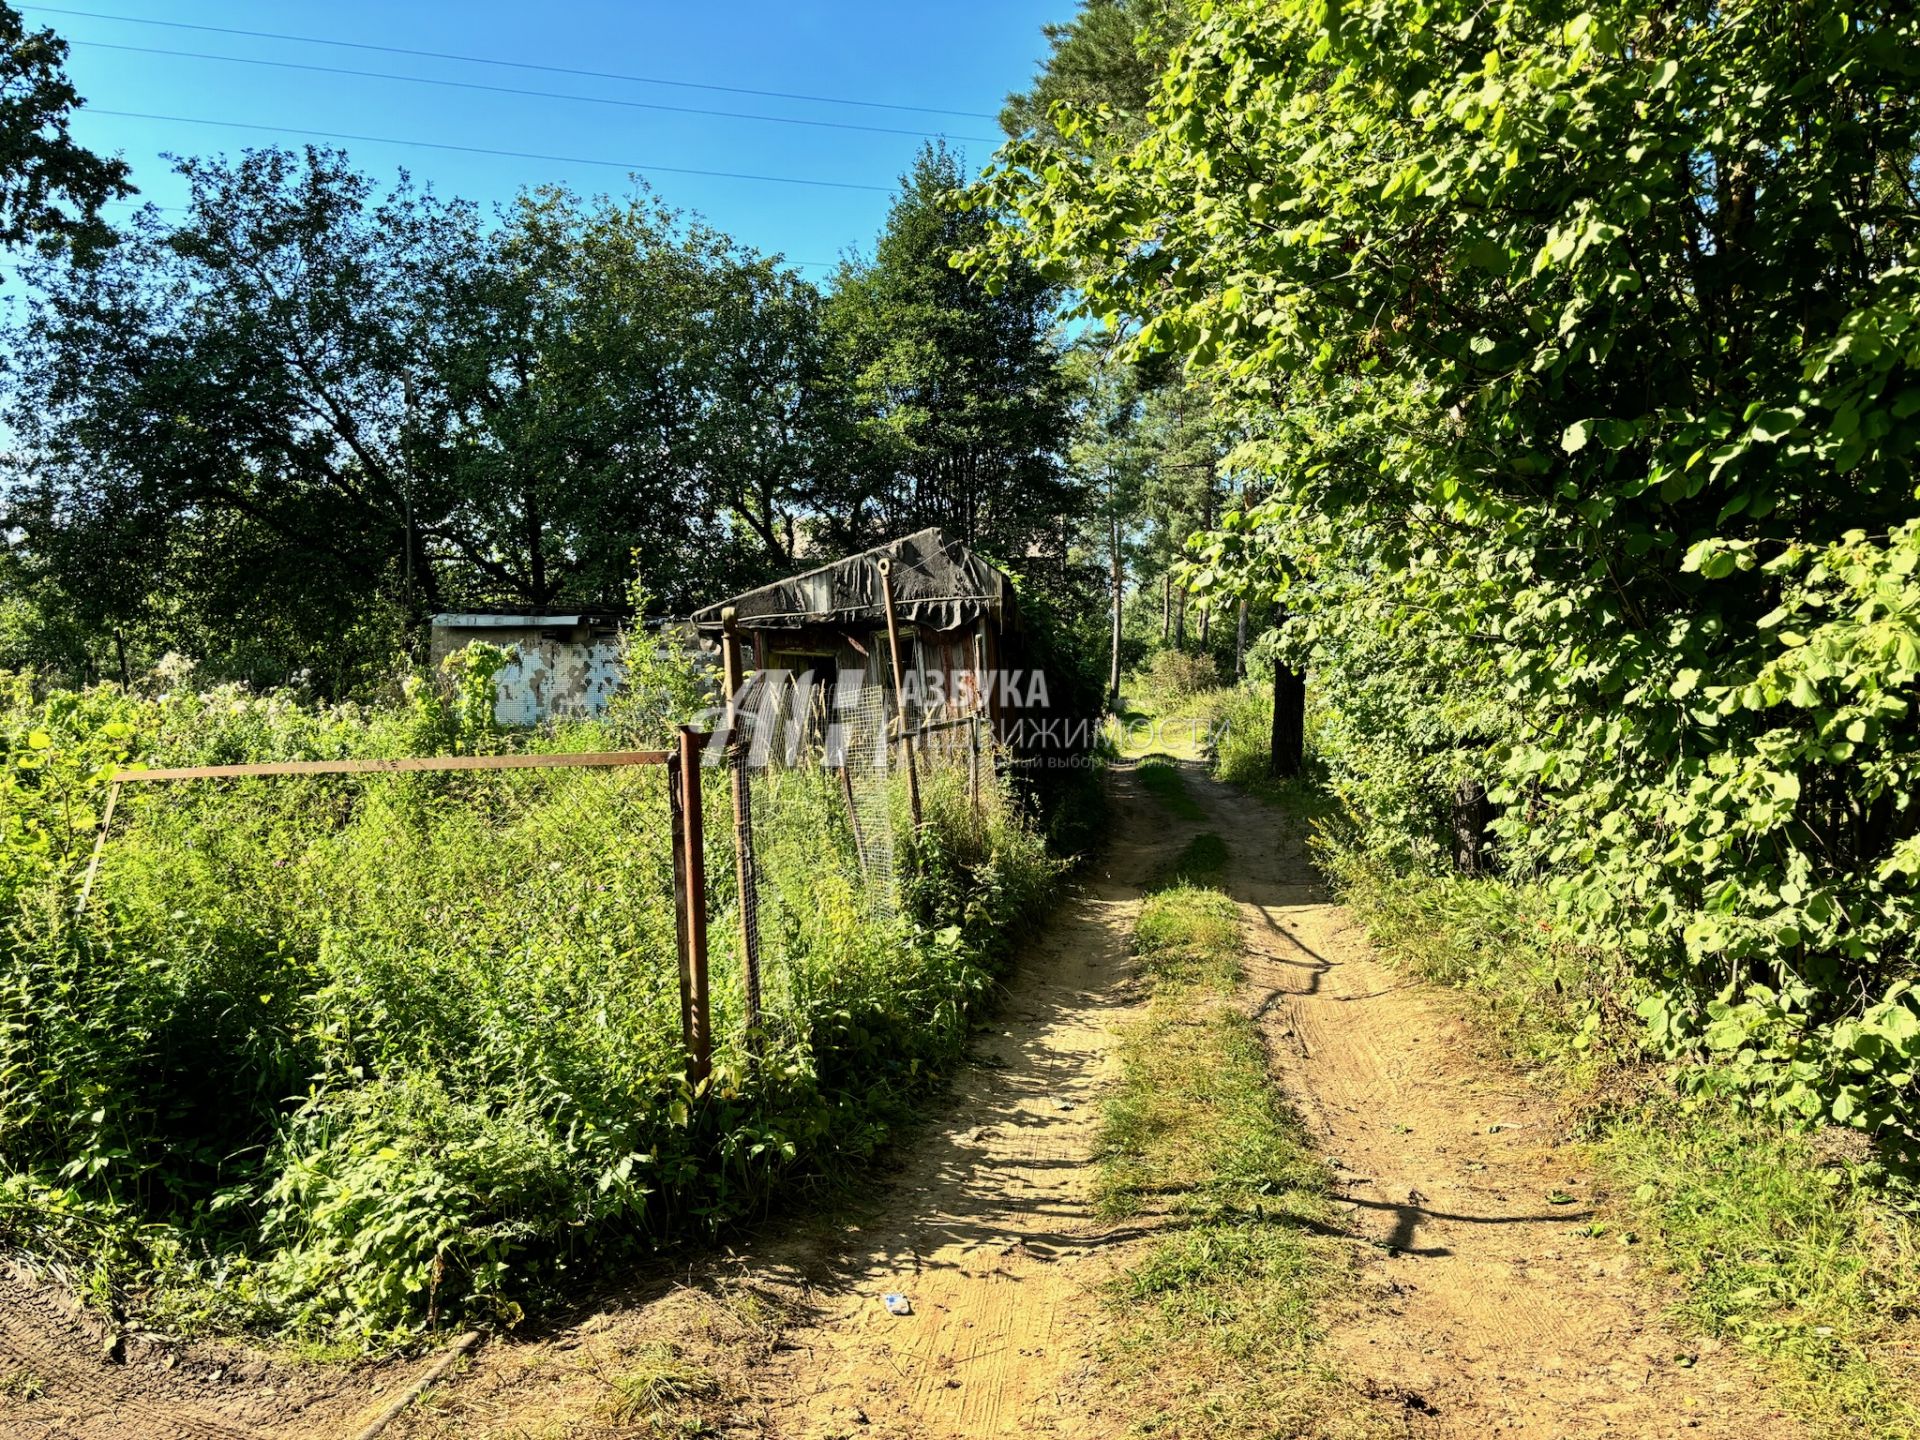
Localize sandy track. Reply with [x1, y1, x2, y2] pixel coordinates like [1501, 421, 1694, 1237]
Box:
[374, 765, 1172, 1440]
[1192, 764, 1806, 1439]
[746, 785, 1161, 1440]
[0, 1260, 392, 1439]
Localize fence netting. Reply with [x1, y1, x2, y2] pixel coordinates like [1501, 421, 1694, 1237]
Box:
[79, 692, 993, 1082]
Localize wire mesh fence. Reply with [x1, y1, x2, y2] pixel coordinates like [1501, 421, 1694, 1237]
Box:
[73, 678, 995, 1092]
[82, 751, 698, 1089]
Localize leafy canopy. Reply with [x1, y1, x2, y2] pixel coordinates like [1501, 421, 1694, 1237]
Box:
[972, 0, 1920, 1159]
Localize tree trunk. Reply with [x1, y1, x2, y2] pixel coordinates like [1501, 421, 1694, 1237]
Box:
[1452, 779, 1490, 875]
[1161, 571, 1172, 644]
[1108, 513, 1123, 708]
[1270, 660, 1306, 778]
[1234, 599, 1247, 678]
[1175, 588, 1187, 647]
[525, 486, 546, 606]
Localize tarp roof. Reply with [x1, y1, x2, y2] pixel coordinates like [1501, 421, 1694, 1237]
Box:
[691, 528, 1012, 633]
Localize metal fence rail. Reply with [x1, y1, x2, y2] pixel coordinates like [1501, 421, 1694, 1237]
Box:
[75, 652, 995, 1096]
[78, 743, 736, 1081]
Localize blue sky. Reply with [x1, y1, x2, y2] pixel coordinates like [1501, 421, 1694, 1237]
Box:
[22, 1, 1070, 277]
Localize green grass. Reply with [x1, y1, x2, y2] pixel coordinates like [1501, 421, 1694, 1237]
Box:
[1601, 1098, 1920, 1437]
[0, 678, 1058, 1347]
[603, 1341, 724, 1432]
[1135, 754, 1205, 821]
[1095, 849, 1395, 1439]
[1160, 832, 1228, 890]
[0, 1367, 47, 1403]
[1126, 681, 1335, 821]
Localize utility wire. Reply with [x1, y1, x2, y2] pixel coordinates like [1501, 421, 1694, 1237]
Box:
[70, 40, 995, 143]
[82, 109, 894, 193]
[92, 201, 841, 268]
[31, 5, 998, 121]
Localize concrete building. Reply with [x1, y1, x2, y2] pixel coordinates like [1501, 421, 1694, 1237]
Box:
[427, 611, 625, 725]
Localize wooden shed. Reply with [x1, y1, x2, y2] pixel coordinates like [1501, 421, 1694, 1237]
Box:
[690, 528, 1016, 749]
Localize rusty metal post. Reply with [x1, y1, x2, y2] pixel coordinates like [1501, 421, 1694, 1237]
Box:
[967, 713, 980, 817]
[667, 746, 694, 1067]
[877, 557, 922, 829]
[675, 727, 712, 1085]
[720, 612, 762, 1056]
[838, 762, 870, 875]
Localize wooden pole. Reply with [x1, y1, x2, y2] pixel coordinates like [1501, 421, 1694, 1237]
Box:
[838, 763, 870, 874]
[73, 779, 121, 918]
[877, 558, 922, 829]
[979, 617, 1003, 749]
[674, 727, 712, 1085]
[720, 611, 762, 1055]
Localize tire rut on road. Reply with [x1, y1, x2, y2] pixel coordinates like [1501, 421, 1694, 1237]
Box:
[1191, 761, 1806, 1439]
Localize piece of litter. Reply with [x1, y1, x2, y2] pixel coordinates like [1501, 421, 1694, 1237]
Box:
[883, 1293, 912, 1316]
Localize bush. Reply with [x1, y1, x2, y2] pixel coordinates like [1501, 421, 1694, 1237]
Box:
[1138, 648, 1221, 706]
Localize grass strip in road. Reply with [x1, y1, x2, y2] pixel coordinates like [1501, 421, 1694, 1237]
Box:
[1135, 754, 1206, 821]
[1095, 833, 1393, 1439]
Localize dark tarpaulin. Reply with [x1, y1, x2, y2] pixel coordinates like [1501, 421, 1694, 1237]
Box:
[691, 528, 1013, 634]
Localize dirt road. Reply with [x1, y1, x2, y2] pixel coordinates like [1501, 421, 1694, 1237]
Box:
[2, 758, 1808, 1439]
[738, 803, 1150, 1439]
[380, 765, 1171, 1440]
[1195, 767, 1807, 1439]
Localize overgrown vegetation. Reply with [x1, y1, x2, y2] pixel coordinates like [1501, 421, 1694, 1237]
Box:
[1145, 653, 1920, 1432]
[1136, 649, 1219, 708]
[0, 655, 1056, 1345]
[1096, 834, 1386, 1439]
[980, 0, 1920, 1187]
[2, 0, 1915, 1408]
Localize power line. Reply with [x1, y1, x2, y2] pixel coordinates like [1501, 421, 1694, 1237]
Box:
[81, 109, 894, 193]
[93, 201, 841, 268]
[31, 6, 998, 122]
[69, 40, 995, 144]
